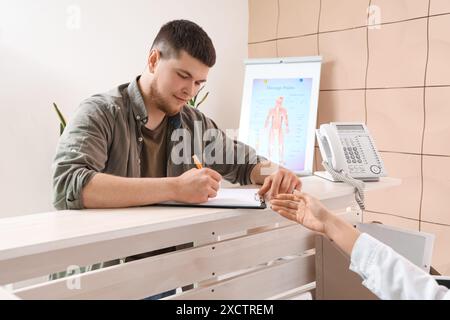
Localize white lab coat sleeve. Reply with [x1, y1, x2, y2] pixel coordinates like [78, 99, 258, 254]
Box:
[349, 233, 450, 300]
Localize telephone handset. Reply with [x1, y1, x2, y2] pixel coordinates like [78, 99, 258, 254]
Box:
[315, 122, 387, 210]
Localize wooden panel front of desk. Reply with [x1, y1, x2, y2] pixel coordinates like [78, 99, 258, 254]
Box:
[315, 235, 378, 300]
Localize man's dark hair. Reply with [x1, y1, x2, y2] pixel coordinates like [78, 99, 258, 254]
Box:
[151, 20, 216, 67]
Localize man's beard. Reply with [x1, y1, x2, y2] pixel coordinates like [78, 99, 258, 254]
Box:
[149, 82, 180, 116]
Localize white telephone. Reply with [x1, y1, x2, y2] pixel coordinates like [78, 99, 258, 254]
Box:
[315, 122, 387, 210]
[315, 122, 386, 181]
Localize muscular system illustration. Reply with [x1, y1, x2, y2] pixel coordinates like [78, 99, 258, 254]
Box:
[264, 96, 289, 165]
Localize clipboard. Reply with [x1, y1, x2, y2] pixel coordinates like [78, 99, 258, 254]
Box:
[156, 188, 266, 209]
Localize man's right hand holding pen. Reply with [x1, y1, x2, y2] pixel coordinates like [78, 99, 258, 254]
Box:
[172, 155, 222, 204]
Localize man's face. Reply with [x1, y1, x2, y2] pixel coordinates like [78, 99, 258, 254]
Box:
[150, 50, 209, 116]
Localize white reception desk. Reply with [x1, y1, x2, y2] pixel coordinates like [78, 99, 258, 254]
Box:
[0, 176, 400, 300]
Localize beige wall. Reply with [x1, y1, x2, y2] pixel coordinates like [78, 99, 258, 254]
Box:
[0, 0, 248, 218]
[248, 0, 450, 275]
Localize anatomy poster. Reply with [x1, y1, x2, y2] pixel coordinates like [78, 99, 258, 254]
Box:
[247, 78, 312, 172]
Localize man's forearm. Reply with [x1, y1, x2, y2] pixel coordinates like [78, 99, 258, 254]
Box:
[81, 173, 177, 209]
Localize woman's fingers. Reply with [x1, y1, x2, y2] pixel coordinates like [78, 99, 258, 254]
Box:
[270, 199, 299, 210]
[272, 207, 297, 222]
[271, 204, 297, 215]
[293, 191, 312, 204]
[273, 194, 297, 201]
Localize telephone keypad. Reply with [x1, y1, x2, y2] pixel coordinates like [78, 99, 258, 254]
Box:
[342, 137, 370, 173]
[344, 147, 351, 163]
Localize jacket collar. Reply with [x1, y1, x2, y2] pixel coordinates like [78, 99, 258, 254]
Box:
[127, 76, 182, 129]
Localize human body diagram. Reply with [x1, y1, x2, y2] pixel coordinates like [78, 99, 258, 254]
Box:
[264, 96, 289, 165]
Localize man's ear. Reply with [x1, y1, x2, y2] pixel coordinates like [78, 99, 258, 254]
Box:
[148, 49, 160, 73]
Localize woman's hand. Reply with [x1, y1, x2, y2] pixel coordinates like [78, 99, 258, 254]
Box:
[270, 192, 331, 234]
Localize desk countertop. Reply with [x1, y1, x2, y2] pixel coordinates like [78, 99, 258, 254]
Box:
[0, 176, 400, 260]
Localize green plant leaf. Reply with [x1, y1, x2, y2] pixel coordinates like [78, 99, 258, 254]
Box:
[187, 86, 209, 109]
[193, 85, 205, 105]
[53, 102, 67, 135]
[53, 103, 67, 127]
[195, 91, 209, 109]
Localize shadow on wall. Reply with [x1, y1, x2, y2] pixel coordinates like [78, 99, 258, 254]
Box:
[0, 46, 79, 217]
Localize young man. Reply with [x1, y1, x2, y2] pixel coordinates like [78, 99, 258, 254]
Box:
[52, 19, 301, 211]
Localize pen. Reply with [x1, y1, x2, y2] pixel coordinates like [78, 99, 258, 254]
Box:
[192, 154, 203, 169]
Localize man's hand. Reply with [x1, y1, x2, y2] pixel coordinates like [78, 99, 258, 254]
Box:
[257, 167, 301, 200]
[174, 168, 222, 203]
